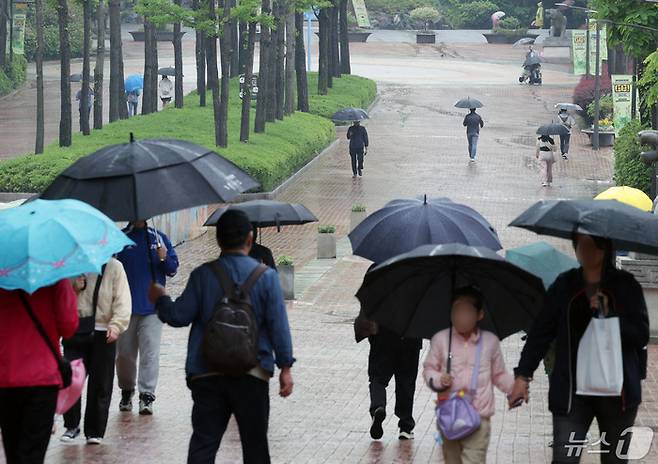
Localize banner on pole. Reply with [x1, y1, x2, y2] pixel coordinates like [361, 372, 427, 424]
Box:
[572, 30, 587, 75]
[11, 12, 26, 56]
[612, 75, 634, 136]
[588, 21, 608, 70]
[351, 0, 371, 29]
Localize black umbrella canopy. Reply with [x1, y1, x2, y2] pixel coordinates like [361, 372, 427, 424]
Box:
[332, 108, 369, 122]
[356, 244, 545, 340]
[454, 97, 483, 109]
[523, 55, 543, 67]
[510, 199, 658, 255]
[158, 67, 177, 76]
[348, 196, 502, 264]
[40, 137, 260, 221]
[204, 200, 318, 228]
[537, 123, 570, 136]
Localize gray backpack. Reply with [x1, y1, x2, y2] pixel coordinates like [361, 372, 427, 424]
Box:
[202, 260, 268, 376]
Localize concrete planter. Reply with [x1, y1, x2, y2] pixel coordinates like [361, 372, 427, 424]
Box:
[416, 33, 436, 44]
[350, 211, 367, 231]
[130, 31, 186, 42]
[581, 129, 615, 147]
[483, 32, 539, 44]
[278, 265, 295, 300]
[348, 31, 372, 42]
[317, 233, 337, 259]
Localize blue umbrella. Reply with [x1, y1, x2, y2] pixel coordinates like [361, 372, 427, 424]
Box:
[0, 199, 134, 293]
[125, 74, 144, 92]
[348, 196, 502, 263]
[506, 241, 579, 289]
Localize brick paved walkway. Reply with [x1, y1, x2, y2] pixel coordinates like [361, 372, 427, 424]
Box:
[4, 39, 658, 464]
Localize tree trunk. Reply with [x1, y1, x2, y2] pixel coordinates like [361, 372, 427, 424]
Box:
[58, 0, 72, 147]
[109, 0, 127, 122]
[240, 22, 256, 142]
[35, 0, 45, 153]
[193, 0, 206, 107]
[338, 0, 350, 75]
[238, 21, 247, 74]
[267, 0, 279, 121]
[318, 9, 330, 95]
[81, 0, 92, 135]
[206, 0, 221, 146]
[294, 12, 308, 112]
[142, 19, 159, 114]
[229, 0, 239, 77]
[174, 0, 184, 108]
[93, 0, 106, 129]
[218, 0, 232, 147]
[254, 0, 272, 133]
[284, 10, 295, 116]
[273, 0, 285, 120]
[0, 0, 7, 68]
[329, 4, 340, 80]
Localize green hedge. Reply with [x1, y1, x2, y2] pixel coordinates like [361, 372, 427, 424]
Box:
[613, 119, 653, 194]
[24, 2, 84, 62]
[0, 73, 377, 193]
[0, 56, 27, 96]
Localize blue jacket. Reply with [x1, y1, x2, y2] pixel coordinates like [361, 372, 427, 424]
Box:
[155, 253, 295, 378]
[117, 226, 179, 316]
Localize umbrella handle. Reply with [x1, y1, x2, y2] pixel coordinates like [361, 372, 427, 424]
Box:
[144, 220, 157, 283]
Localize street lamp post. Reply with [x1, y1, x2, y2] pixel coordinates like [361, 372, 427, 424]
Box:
[593, 20, 602, 150]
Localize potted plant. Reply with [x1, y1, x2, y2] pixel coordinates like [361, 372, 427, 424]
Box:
[277, 256, 295, 300]
[350, 204, 367, 231]
[317, 225, 337, 259]
[347, 12, 372, 43]
[483, 17, 538, 44]
[410, 7, 440, 44]
[581, 96, 616, 146]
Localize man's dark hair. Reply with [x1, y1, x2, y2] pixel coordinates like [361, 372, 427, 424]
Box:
[452, 286, 484, 311]
[215, 210, 253, 249]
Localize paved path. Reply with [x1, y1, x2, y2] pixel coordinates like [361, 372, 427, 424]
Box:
[3, 34, 657, 464]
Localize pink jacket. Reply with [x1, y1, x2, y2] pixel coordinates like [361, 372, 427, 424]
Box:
[423, 328, 514, 418]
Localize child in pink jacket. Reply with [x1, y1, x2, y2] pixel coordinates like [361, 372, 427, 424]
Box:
[423, 287, 515, 464]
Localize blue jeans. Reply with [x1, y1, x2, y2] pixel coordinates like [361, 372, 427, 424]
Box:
[467, 134, 479, 159]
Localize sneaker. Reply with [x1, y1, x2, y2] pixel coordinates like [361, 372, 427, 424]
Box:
[542, 182, 548, 187]
[399, 430, 415, 440]
[562, 154, 568, 160]
[139, 393, 155, 415]
[369, 407, 386, 440]
[119, 389, 134, 412]
[60, 427, 80, 443]
[358, 169, 363, 177]
[352, 174, 357, 178]
[86, 437, 102, 445]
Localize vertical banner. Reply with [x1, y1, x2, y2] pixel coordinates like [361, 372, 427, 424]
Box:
[612, 75, 634, 136]
[572, 30, 587, 75]
[588, 21, 608, 71]
[11, 13, 26, 56]
[351, 0, 371, 29]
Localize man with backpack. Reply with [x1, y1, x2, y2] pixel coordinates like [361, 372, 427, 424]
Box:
[148, 210, 294, 464]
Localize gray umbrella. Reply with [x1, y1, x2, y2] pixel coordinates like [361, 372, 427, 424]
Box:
[70, 73, 83, 83]
[332, 108, 369, 122]
[523, 55, 544, 67]
[454, 97, 483, 109]
[513, 37, 536, 47]
[158, 67, 177, 77]
[555, 103, 583, 112]
[537, 123, 570, 136]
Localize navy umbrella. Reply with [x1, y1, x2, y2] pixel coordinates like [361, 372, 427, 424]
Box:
[348, 196, 502, 263]
[510, 199, 658, 255]
[356, 244, 545, 340]
[454, 97, 483, 109]
[204, 200, 318, 229]
[332, 108, 369, 122]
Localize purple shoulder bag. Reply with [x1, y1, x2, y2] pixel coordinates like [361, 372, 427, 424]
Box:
[436, 330, 483, 441]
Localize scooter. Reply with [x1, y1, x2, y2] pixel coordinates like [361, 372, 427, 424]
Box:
[518, 63, 542, 85]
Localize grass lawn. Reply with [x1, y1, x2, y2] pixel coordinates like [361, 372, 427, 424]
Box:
[0, 73, 377, 193]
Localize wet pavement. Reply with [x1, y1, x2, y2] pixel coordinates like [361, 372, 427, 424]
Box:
[2, 28, 657, 464]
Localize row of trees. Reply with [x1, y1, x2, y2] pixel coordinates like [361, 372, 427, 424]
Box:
[32, 0, 353, 153]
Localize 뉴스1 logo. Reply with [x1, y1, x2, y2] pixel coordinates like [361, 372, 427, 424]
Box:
[565, 427, 654, 459]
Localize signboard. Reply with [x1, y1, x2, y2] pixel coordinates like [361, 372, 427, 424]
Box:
[611, 75, 634, 135]
[351, 0, 371, 29]
[588, 21, 608, 71]
[239, 74, 259, 100]
[11, 12, 26, 56]
[572, 30, 587, 75]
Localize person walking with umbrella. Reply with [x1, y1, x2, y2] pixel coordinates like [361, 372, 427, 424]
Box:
[116, 220, 179, 415]
[76, 83, 94, 132]
[459, 102, 484, 162]
[555, 107, 576, 160]
[347, 120, 369, 178]
[536, 135, 557, 187]
[159, 75, 173, 108]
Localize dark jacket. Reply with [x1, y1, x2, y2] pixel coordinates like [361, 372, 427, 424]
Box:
[250, 243, 276, 270]
[347, 124, 369, 152]
[463, 112, 484, 136]
[515, 267, 649, 415]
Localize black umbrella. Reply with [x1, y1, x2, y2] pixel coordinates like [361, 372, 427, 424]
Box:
[523, 55, 544, 67]
[332, 108, 369, 122]
[348, 196, 502, 264]
[356, 244, 545, 340]
[158, 67, 177, 76]
[454, 97, 483, 109]
[40, 135, 260, 221]
[537, 123, 570, 136]
[203, 200, 318, 229]
[70, 73, 83, 83]
[510, 199, 658, 255]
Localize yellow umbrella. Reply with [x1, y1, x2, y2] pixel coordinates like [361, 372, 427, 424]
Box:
[595, 186, 653, 212]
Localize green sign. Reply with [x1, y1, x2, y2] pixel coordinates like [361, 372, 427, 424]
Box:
[11, 13, 26, 56]
[351, 0, 371, 29]
[588, 21, 607, 71]
[572, 30, 587, 75]
[611, 75, 634, 136]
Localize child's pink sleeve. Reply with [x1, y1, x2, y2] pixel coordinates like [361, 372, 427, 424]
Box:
[491, 336, 514, 395]
[423, 332, 444, 387]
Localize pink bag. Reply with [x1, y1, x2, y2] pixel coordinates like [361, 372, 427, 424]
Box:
[56, 358, 86, 415]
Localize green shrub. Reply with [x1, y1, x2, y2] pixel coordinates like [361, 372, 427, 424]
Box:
[24, 2, 84, 62]
[365, 0, 434, 16]
[495, 17, 522, 30]
[613, 119, 653, 194]
[351, 204, 366, 212]
[587, 94, 613, 121]
[0, 56, 27, 96]
[442, 0, 499, 29]
[0, 73, 377, 193]
[410, 7, 441, 30]
[318, 225, 336, 234]
[277, 255, 294, 266]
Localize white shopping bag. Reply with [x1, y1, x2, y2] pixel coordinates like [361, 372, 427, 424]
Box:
[576, 316, 623, 396]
